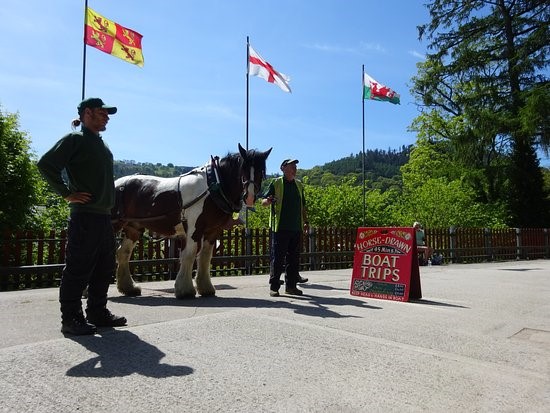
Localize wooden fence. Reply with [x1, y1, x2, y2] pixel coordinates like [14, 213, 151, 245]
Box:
[1, 227, 548, 291]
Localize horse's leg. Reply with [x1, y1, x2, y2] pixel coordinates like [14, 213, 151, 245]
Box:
[116, 237, 142, 296]
[174, 240, 198, 299]
[195, 239, 216, 297]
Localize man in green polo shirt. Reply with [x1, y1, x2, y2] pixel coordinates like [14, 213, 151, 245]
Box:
[38, 98, 127, 335]
[262, 158, 309, 297]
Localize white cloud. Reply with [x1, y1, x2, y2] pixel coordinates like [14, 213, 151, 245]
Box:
[408, 50, 426, 60]
[304, 41, 386, 55]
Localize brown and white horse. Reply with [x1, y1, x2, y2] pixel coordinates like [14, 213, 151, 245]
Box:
[112, 144, 271, 298]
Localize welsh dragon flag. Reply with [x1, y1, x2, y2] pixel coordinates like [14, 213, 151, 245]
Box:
[363, 72, 400, 105]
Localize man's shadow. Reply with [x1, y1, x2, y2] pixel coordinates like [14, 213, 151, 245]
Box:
[66, 330, 193, 378]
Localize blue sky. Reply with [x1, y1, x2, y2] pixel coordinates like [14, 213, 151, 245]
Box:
[0, 0, 501, 174]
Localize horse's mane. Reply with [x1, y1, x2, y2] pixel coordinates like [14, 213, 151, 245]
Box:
[240, 149, 267, 176]
[220, 149, 266, 175]
[219, 152, 243, 179]
[215, 149, 267, 204]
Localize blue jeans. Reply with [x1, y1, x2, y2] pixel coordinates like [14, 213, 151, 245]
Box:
[60, 212, 116, 319]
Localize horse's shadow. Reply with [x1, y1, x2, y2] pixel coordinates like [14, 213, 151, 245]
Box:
[111, 285, 383, 319]
[66, 330, 193, 378]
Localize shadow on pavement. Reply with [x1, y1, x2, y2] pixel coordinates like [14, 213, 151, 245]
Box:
[110, 290, 383, 319]
[65, 330, 194, 378]
[300, 283, 349, 291]
[410, 299, 469, 308]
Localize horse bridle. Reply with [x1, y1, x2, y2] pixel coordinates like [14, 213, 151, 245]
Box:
[241, 163, 264, 202]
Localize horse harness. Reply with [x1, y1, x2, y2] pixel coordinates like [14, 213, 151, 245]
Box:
[113, 156, 245, 226]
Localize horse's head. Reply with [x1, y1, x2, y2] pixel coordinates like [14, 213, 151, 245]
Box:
[238, 143, 272, 207]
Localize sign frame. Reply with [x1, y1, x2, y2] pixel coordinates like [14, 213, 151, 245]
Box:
[350, 227, 422, 302]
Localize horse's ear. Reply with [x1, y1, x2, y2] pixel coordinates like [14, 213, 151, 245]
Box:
[238, 143, 247, 157]
[264, 147, 273, 159]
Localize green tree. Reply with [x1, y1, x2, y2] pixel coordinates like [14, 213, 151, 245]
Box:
[306, 180, 363, 227]
[414, 0, 550, 226]
[28, 181, 70, 230]
[398, 139, 507, 227]
[0, 107, 41, 231]
[246, 201, 271, 229]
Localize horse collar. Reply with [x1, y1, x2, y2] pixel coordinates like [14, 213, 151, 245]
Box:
[206, 156, 242, 214]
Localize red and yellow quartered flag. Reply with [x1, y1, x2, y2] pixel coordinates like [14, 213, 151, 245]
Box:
[85, 7, 144, 67]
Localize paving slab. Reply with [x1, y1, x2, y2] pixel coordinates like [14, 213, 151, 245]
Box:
[0, 260, 549, 412]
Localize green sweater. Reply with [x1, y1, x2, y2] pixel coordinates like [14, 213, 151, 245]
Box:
[37, 127, 115, 215]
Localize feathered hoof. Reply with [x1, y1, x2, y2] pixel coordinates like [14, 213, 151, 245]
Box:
[198, 290, 216, 297]
[175, 291, 196, 299]
[119, 285, 142, 297]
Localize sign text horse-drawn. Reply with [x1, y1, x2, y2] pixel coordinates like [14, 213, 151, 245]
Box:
[112, 144, 271, 298]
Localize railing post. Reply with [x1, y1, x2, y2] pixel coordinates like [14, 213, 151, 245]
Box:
[545, 228, 549, 259]
[167, 239, 178, 278]
[449, 226, 456, 263]
[515, 228, 522, 260]
[245, 227, 252, 275]
[484, 228, 493, 262]
[308, 227, 317, 271]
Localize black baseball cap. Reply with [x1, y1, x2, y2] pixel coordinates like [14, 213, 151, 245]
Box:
[77, 98, 117, 115]
[280, 159, 299, 169]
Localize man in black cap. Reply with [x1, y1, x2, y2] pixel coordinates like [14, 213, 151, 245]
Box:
[38, 97, 127, 335]
[262, 158, 309, 297]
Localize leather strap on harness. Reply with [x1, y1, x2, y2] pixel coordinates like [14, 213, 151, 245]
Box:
[112, 155, 242, 225]
[206, 156, 243, 214]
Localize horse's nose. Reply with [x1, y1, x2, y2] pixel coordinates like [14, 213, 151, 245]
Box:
[244, 182, 255, 207]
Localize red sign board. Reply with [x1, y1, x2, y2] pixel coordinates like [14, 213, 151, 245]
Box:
[350, 227, 422, 302]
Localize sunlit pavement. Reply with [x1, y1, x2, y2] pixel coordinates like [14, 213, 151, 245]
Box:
[1, 260, 549, 412]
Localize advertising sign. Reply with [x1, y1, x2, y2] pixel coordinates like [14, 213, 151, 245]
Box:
[350, 227, 422, 302]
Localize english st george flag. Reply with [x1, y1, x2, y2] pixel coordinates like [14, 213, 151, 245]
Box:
[248, 45, 291, 93]
[85, 8, 144, 67]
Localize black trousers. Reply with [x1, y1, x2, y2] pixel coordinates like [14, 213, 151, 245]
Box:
[269, 230, 301, 289]
[60, 212, 116, 319]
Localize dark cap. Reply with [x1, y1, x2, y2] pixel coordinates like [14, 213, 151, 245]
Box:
[280, 159, 299, 169]
[77, 98, 117, 115]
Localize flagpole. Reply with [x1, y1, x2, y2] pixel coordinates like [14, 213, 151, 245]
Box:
[245, 36, 250, 231]
[362, 65, 366, 227]
[246, 36, 250, 151]
[81, 0, 88, 100]
[245, 36, 251, 267]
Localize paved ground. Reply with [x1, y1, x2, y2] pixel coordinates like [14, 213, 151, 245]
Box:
[0, 260, 549, 413]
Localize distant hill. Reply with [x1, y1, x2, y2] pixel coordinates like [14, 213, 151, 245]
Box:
[321, 146, 411, 178]
[113, 160, 194, 179]
[113, 146, 412, 186]
[296, 146, 411, 188]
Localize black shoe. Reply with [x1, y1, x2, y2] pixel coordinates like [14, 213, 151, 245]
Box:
[86, 308, 127, 327]
[297, 276, 309, 283]
[285, 287, 303, 296]
[61, 313, 97, 335]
